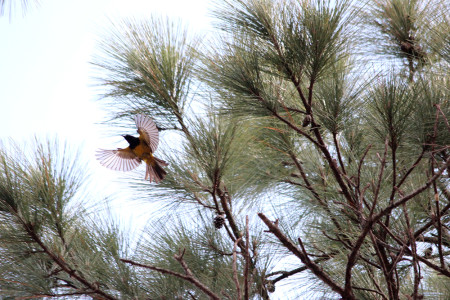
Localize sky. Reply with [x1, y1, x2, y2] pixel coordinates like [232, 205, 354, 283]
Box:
[0, 0, 211, 141]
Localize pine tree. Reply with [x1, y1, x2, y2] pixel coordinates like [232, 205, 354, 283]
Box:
[0, 0, 41, 19]
[1, 0, 449, 299]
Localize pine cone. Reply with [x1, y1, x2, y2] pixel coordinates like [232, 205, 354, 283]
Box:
[214, 214, 225, 229]
[302, 115, 312, 127]
[266, 280, 275, 293]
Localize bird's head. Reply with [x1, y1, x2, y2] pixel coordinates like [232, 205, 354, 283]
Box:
[122, 134, 133, 142]
[122, 134, 140, 148]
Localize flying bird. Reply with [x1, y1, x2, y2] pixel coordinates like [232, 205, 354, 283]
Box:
[96, 114, 167, 183]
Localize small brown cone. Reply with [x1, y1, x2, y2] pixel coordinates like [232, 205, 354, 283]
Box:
[214, 214, 225, 229]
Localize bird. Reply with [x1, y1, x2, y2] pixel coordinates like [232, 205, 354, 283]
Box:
[96, 114, 168, 183]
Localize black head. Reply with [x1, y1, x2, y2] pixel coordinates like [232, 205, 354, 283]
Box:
[123, 135, 140, 149]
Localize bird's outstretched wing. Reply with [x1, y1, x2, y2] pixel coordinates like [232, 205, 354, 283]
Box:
[135, 114, 159, 152]
[96, 148, 141, 171]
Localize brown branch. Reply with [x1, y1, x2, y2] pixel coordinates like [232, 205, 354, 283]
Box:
[431, 106, 445, 269]
[122, 255, 221, 300]
[395, 149, 425, 191]
[258, 213, 348, 298]
[342, 156, 450, 296]
[191, 192, 216, 210]
[253, 73, 356, 211]
[368, 231, 391, 288]
[415, 254, 450, 277]
[288, 151, 324, 205]
[414, 202, 450, 240]
[232, 237, 242, 300]
[402, 203, 420, 298]
[216, 186, 241, 242]
[272, 109, 321, 148]
[333, 133, 347, 175]
[287, 150, 345, 232]
[208, 240, 234, 256]
[434, 104, 450, 133]
[270, 257, 331, 284]
[352, 286, 388, 300]
[377, 221, 450, 278]
[24, 225, 116, 300]
[343, 141, 388, 296]
[15, 292, 100, 300]
[370, 139, 389, 218]
[244, 216, 250, 300]
[422, 236, 450, 248]
[374, 157, 450, 225]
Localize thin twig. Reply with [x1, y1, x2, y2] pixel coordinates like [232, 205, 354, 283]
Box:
[244, 216, 250, 300]
[434, 104, 450, 133]
[431, 106, 445, 268]
[258, 213, 348, 298]
[374, 157, 450, 225]
[271, 257, 331, 284]
[232, 237, 242, 299]
[402, 203, 420, 298]
[357, 144, 372, 192]
[333, 132, 347, 175]
[352, 285, 388, 299]
[342, 140, 388, 296]
[369, 230, 396, 299]
[370, 139, 389, 218]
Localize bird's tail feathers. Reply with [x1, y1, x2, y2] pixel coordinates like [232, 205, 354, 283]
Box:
[145, 157, 168, 183]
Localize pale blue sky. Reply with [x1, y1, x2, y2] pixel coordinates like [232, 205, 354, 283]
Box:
[0, 0, 210, 141]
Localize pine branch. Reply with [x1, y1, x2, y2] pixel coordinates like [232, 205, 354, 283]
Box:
[24, 224, 117, 300]
[333, 132, 347, 175]
[431, 106, 446, 269]
[375, 156, 450, 222]
[435, 104, 450, 134]
[402, 203, 420, 298]
[368, 230, 395, 298]
[258, 213, 348, 298]
[121, 253, 221, 300]
[413, 203, 450, 242]
[354, 285, 389, 300]
[269, 257, 330, 284]
[16, 291, 100, 299]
